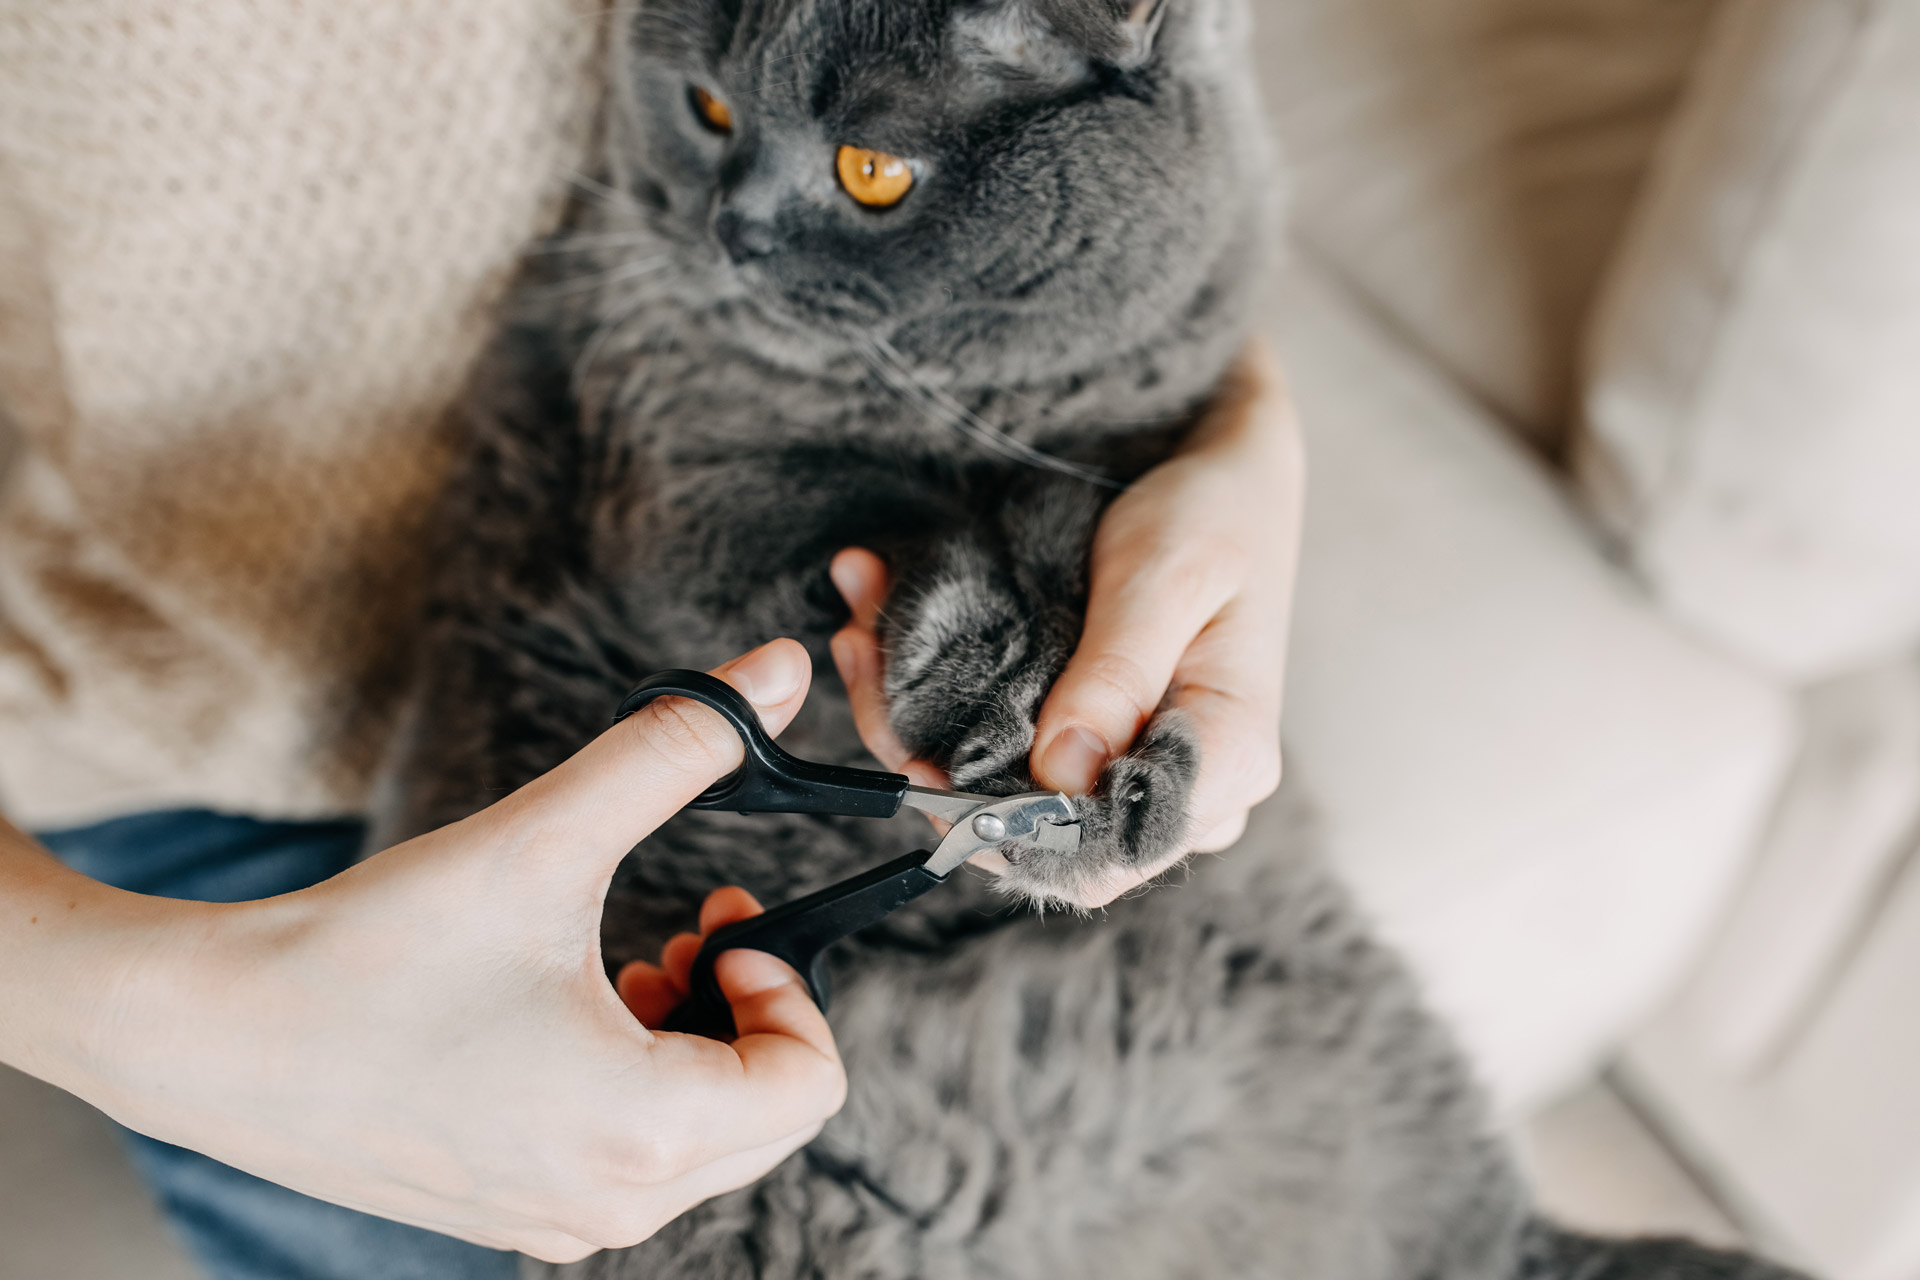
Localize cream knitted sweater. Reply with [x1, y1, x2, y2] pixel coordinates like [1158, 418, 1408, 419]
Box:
[0, 2, 598, 828]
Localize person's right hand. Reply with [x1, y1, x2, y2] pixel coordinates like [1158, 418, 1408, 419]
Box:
[0, 639, 845, 1264]
[613, 884, 778, 1030]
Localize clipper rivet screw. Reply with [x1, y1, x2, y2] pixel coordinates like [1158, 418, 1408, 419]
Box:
[971, 812, 1008, 841]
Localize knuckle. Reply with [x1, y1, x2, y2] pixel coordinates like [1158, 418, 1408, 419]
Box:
[1074, 650, 1163, 724]
[630, 1131, 696, 1186]
[596, 1121, 693, 1190]
[1153, 525, 1251, 597]
[633, 697, 742, 772]
[559, 1198, 660, 1252]
[1100, 531, 1242, 613]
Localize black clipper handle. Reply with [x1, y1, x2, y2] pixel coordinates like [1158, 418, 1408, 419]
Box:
[614, 669, 907, 818]
[660, 851, 948, 1039]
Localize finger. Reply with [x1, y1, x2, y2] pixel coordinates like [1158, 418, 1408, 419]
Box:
[1163, 604, 1286, 839]
[626, 947, 842, 1177]
[659, 933, 704, 991]
[1189, 809, 1250, 855]
[830, 626, 915, 774]
[1031, 539, 1236, 794]
[499, 638, 813, 876]
[827, 548, 956, 797]
[657, 888, 767, 1000]
[718, 948, 840, 1066]
[828, 623, 954, 832]
[616, 961, 682, 1028]
[666, 948, 846, 1157]
[829, 637, 921, 785]
[1073, 869, 1148, 910]
[697, 885, 763, 935]
[829, 547, 890, 631]
[830, 549, 921, 772]
[1066, 839, 1199, 908]
[1170, 682, 1282, 841]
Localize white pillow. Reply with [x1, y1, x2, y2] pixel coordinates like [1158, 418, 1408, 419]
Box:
[1276, 260, 1793, 1112]
[1577, 0, 1920, 680]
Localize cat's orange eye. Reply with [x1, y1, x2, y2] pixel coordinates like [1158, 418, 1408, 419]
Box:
[836, 145, 914, 208]
[690, 86, 732, 134]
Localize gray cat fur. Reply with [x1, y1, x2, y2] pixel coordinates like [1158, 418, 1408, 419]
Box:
[382, 0, 1808, 1276]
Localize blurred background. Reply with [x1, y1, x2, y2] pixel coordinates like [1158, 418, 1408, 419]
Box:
[3, 0, 1919, 1276]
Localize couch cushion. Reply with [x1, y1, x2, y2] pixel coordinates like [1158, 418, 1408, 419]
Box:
[1576, 0, 1920, 680]
[1274, 259, 1794, 1112]
[1252, 0, 1720, 447]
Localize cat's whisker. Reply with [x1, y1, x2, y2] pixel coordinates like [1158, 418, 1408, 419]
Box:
[737, 76, 803, 100]
[531, 231, 663, 255]
[861, 338, 1122, 489]
[536, 257, 673, 299]
[565, 170, 637, 209]
[741, 50, 804, 97]
[847, 269, 897, 311]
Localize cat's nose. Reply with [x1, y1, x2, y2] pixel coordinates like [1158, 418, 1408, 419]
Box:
[714, 209, 775, 263]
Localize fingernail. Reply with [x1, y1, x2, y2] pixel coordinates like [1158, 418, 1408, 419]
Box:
[1041, 727, 1108, 796]
[732, 641, 807, 705]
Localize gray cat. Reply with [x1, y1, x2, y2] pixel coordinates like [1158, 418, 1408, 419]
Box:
[386, 1, 1805, 1277]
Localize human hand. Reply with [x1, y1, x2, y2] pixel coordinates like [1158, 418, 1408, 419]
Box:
[613, 885, 777, 1029]
[830, 337, 1303, 906]
[11, 640, 844, 1263]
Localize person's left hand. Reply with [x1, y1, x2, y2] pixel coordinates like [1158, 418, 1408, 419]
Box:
[829, 337, 1304, 907]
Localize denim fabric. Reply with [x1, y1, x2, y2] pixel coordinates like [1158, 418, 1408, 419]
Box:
[36, 809, 521, 1280]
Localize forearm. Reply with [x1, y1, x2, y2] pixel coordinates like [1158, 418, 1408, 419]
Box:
[0, 820, 183, 1098]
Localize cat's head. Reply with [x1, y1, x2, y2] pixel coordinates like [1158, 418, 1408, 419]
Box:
[599, 0, 1267, 385]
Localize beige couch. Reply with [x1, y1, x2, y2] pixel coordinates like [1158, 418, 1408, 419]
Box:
[4, 1, 1919, 1277]
[1259, 2, 1920, 1278]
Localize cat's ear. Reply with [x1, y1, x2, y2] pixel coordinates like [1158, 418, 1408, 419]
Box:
[1109, 0, 1171, 67]
[956, 0, 1171, 79]
[1036, 0, 1169, 67]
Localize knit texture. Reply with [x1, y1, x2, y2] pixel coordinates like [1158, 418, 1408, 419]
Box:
[0, 2, 599, 827]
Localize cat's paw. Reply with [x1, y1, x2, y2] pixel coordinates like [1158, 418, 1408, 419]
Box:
[879, 545, 1198, 905]
[882, 545, 1057, 784]
[996, 709, 1199, 909]
[880, 551, 1200, 907]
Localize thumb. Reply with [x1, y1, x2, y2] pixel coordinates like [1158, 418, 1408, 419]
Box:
[496, 639, 813, 876]
[1031, 567, 1222, 796]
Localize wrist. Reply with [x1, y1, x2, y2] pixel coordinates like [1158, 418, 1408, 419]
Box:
[0, 823, 244, 1120]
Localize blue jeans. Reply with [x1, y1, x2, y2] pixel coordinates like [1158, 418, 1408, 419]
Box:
[38, 810, 521, 1280]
